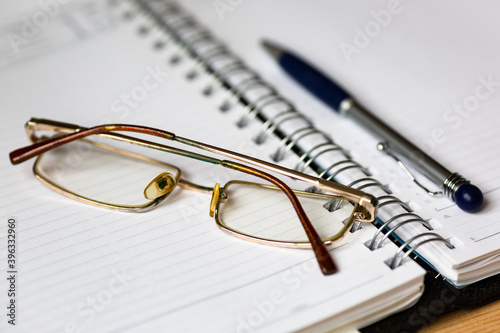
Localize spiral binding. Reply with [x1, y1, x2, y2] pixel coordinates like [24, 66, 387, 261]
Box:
[387, 232, 454, 269]
[254, 110, 309, 145]
[237, 94, 288, 128]
[367, 213, 429, 250]
[295, 142, 348, 173]
[125, 0, 455, 269]
[271, 126, 325, 162]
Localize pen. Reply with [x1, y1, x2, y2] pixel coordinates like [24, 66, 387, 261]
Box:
[262, 39, 483, 212]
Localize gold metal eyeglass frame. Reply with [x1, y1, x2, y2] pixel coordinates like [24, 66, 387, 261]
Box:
[10, 118, 378, 276]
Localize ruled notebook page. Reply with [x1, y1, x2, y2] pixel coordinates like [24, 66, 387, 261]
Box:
[0, 1, 424, 332]
[181, 0, 500, 284]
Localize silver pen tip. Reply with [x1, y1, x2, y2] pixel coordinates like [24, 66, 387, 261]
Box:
[261, 40, 284, 60]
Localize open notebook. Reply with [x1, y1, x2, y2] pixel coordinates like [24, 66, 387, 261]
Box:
[0, 1, 423, 332]
[0, 0, 496, 332]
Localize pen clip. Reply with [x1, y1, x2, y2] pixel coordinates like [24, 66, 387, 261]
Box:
[377, 142, 442, 197]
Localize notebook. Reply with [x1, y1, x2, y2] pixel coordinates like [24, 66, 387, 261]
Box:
[0, 1, 424, 332]
[0, 0, 494, 332]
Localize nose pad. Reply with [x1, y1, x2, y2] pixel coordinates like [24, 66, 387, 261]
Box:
[144, 172, 177, 200]
[209, 183, 221, 218]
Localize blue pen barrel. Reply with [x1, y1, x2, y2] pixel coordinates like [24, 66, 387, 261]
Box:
[279, 52, 348, 111]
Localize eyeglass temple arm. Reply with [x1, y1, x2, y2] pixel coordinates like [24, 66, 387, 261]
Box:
[10, 122, 177, 165]
[12, 118, 377, 223]
[14, 118, 222, 166]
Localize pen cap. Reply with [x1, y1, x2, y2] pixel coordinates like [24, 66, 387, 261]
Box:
[453, 183, 484, 212]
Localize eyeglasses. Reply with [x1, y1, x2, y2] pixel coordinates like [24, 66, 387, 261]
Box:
[9, 118, 378, 275]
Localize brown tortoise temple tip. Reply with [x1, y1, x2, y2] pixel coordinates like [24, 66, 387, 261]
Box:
[318, 250, 338, 275]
